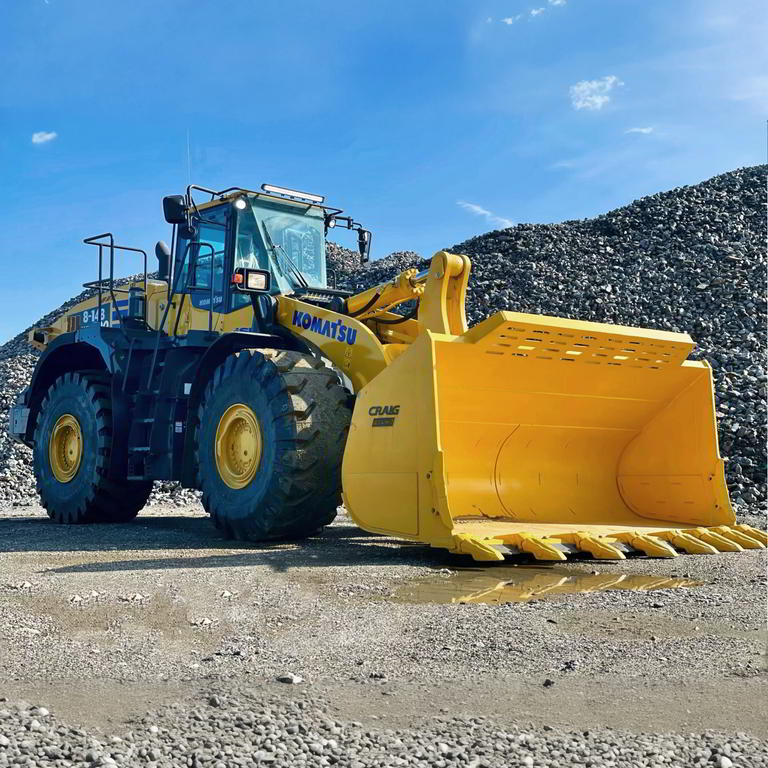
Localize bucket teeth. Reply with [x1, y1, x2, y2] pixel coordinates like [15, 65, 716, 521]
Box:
[654, 530, 718, 555]
[682, 527, 743, 552]
[449, 524, 764, 563]
[451, 534, 506, 561]
[612, 531, 678, 558]
[712, 526, 767, 549]
[501, 534, 568, 561]
[733, 524, 768, 546]
[555, 532, 626, 560]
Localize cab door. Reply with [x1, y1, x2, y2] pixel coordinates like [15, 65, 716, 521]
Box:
[172, 203, 232, 334]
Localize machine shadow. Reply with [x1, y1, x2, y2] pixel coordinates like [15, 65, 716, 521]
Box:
[0, 514, 472, 573]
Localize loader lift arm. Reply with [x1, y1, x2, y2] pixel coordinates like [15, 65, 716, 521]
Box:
[275, 253, 766, 562]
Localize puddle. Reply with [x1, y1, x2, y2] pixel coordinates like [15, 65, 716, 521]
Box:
[392, 566, 703, 605]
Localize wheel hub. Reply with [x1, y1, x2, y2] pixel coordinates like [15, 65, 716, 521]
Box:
[215, 403, 262, 489]
[49, 413, 83, 483]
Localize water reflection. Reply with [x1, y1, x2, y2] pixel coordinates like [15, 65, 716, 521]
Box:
[392, 566, 702, 605]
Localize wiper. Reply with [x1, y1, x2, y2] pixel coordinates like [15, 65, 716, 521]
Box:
[261, 223, 309, 289]
[276, 242, 309, 289]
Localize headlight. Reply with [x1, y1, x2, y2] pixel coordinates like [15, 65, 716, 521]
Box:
[247, 271, 268, 291]
[232, 268, 271, 293]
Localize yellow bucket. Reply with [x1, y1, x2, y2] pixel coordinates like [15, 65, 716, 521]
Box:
[342, 310, 766, 560]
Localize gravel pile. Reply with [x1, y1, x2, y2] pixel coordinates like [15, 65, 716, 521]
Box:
[1, 167, 765, 510]
[0, 277, 199, 507]
[0, 355, 41, 505]
[331, 166, 768, 511]
[0, 693, 763, 768]
[326, 241, 364, 282]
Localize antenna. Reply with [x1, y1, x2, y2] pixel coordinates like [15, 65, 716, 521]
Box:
[186, 129, 191, 187]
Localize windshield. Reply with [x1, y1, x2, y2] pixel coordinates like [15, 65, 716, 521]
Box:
[238, 198, 326, 293]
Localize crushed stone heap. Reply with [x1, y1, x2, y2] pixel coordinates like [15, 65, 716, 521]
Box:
[329, 166, 767, 512]
[1, 166, 764, 512]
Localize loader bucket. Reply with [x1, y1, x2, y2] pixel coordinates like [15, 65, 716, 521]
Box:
[342, 311, 767, 561]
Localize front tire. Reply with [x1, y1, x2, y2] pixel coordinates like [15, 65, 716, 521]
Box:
[33, 372, 152, 523]
[195, 350, 352, 540]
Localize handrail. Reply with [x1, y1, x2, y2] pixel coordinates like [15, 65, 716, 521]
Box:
[145, 238, 218, 390]
[148, 240, 193, 389]
[83, 233, 148, 329]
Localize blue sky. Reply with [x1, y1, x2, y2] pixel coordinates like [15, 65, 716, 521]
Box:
[0, 0, 765, 343]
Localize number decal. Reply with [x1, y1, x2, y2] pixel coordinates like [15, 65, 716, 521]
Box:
[77, 303, 111, 328]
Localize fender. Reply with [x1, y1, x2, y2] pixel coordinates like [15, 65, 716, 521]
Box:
[179, 330, 311, 487]
[18, 328, 114, 445]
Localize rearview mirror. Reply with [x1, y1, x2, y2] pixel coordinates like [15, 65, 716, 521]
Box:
[163, 195, 188, 224]
[232, 267, 271, 294]
[358, 229, 371, 263]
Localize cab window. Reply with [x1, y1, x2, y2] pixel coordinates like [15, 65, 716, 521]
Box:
[190, 222, 227, 311]
[175, 204, 229, 313]
[235, 198, 327, 295]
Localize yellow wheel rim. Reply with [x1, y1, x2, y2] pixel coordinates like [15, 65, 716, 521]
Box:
[215, 403, 262, 489]
[49, 413, 83, 483]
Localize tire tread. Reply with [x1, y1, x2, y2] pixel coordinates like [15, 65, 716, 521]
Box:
[33, 372, 152, 524]
[195, 350, 352, 541]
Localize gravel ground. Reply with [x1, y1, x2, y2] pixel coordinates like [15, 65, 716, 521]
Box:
[1, 692, 765, 768]
[1, 505, 766, 766]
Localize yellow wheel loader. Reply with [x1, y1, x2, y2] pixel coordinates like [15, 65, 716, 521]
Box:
[10, 183, 766, 561]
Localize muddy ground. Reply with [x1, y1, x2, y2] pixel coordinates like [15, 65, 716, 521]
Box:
[0, 504, 766, 760]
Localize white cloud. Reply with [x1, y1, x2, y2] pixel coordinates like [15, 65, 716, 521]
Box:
[31, 131, 57, 144]
[625, 126, 654, 134]
[500, 3, 564, 26]
[569, 76, 623, 110]
[457, 201, 513, 229]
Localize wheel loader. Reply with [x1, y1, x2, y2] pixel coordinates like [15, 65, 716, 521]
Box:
[9, 183, 766, 561]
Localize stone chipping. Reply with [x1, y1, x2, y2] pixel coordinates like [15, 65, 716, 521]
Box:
[1, 166, 765, 511]
[0, 693, 765, 768]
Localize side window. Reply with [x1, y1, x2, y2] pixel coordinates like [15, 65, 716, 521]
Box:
[190, 223, 226, 310]
[185, 206, 229, 313]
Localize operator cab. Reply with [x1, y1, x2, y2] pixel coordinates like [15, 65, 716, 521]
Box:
[163, 183, 371, 320]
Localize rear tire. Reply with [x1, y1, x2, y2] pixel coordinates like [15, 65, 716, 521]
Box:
[195, 350, 352, 540]
[33, 372, 152, 523]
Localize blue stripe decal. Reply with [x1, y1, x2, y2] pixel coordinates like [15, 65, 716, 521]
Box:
[112, 298, 130, 321]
